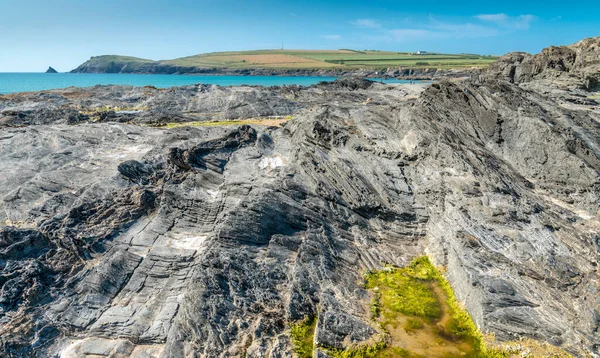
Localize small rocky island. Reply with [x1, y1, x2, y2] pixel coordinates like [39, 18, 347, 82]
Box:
[0, 37, 599, 357]
[45, 66, 58, 73]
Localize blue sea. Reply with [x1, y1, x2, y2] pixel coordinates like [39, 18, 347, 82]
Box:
[0, 73, 419, 95]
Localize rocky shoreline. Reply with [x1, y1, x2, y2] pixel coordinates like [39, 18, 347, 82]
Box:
[1, 37, 599, 357]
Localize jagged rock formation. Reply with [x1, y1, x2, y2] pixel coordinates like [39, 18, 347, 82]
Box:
[0, 37, 599, 357]
[45, 67, 58, 74]
[487, 37, 600, 91]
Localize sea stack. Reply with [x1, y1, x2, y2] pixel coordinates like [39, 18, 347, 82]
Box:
[45, 66, 58, 73]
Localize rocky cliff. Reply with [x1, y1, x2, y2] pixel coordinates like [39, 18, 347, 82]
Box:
[0, 37, 599, 357]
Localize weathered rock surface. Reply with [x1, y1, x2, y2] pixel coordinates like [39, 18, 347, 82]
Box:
[0, 38, 599, 357]
[487, 36, 600, 92]
[1, 79, 421, 128]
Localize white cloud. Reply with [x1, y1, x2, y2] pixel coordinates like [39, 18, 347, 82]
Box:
[475, 13, 509, 22]
[389, 29, 435, 41]
[475, 13, 536, 29]
[353, 19, 381, 28]
[359, 14, 536, 43]
[515, 15, 536, 29]
[387, 19, 498, 42]
[428, 18, 499, 37]
[321, 34, 341, 40]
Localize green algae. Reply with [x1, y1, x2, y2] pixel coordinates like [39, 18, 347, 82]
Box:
[290, 316, 317, 358]
[289, 256, 572, 357]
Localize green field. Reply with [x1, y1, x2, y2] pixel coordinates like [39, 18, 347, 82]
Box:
[79, 49, 498, 71]
[162, 50, 497, 69]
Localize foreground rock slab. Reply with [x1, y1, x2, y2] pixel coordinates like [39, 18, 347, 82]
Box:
[0, 37, 599, 357]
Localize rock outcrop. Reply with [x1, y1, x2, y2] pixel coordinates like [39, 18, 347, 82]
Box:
[45, 67, 58, 74]
[0, 38, 599, 357]
[486, 36, 600, 91]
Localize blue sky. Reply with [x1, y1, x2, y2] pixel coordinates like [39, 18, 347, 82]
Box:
[1, 0, 598, 72]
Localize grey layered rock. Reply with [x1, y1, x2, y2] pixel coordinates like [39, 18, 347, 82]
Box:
[0, 37, 599, 357]
[487, 36, 600, 92]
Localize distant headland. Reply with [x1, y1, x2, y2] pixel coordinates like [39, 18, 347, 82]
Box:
[70, 50, 498, 78]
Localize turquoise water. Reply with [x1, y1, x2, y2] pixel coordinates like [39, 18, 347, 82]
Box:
[0, 73, 419, 94]
[0, 73, 338, 94]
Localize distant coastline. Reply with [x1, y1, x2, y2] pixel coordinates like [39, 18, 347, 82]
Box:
[70, 50, 495, 79]
[71, 65, 463, 80]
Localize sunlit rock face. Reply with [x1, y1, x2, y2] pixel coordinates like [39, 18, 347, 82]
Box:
[1, 37, 599, 357]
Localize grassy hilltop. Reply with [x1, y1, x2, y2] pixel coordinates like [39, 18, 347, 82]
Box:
[162, 49, 497, 69]
[72, 49, 498, 73]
